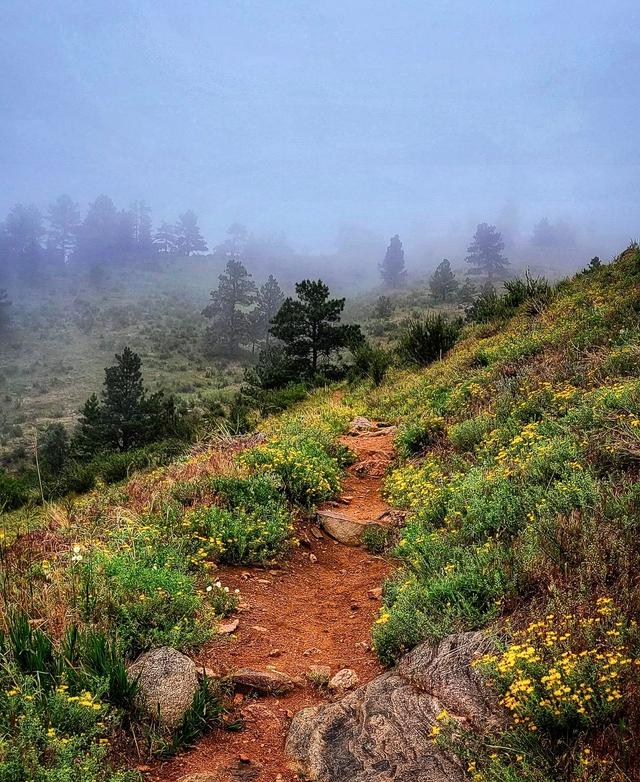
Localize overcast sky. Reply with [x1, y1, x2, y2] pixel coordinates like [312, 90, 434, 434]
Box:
[1, 0, 638, 254]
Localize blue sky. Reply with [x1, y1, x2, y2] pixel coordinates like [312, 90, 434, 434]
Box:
[1, 0, 638, 254]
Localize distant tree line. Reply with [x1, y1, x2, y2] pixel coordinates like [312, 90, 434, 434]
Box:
[0, 196, 208, 284]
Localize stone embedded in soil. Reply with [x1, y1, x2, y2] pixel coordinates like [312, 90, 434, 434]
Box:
[232, 667, 297, 695]
[127, 646, 198, 728]
[218, 618, 239, 634]
[317, 510, 386, 546]
[327, 668, 359, 694]
[286, 632, 504, 782]
[348, 416, 377, 433]
[177, 759, 263, 782]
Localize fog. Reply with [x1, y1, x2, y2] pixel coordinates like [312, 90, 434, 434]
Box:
[1, 0, 639, 286]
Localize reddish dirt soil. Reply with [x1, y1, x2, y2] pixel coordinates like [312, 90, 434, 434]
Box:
[147, 427, 395, 782]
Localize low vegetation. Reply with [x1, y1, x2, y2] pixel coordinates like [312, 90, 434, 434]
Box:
[2, 241, 639, 780]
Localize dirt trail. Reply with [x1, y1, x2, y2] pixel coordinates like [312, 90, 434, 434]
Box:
[148, 426, 395, 782]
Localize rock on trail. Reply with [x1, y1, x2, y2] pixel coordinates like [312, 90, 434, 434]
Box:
[286, 632, 504, 782]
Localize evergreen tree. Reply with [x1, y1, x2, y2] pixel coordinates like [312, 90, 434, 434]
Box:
[380, 234, 407, 288]
[0, 289, 11, 332]
[202, 258, 257, 355]
[429, 259, 459, 302]
[255, 274, 285, 344]
[465, 223, 509, 282]
[270, 279, 363, 377]
[101, 346, 148, 450]
[457, 278, 477, 304]
[75, 195, 119, 266]
[4, 204, 45, 280]
[39, 423, 69, 474]
[73, 393, 105, 457]
[176, 210, 208, 255]
[154, 221, 179, 254]
[47, 195, 80, 263]
[130, 201, 153, 253]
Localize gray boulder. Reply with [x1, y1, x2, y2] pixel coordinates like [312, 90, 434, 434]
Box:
[128, 646, 198, 728]
[286, 632, 503, 782]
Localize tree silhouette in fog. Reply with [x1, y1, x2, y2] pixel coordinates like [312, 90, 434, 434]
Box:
[465, 223, 509, 283]
[176, 210, 208, 255]
[380, 234, 407, 288]
[430, 259, 459, 302]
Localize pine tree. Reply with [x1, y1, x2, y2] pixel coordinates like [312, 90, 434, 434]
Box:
[154, 221, 179, 254]
[130, 201, 153, 253]
[457, 278, 477, 304]
[73, 393, 105, 457]
[465, 223, 509, 282]
[203, 258, 257, 355]
[270, 279, 363, 377]
[0, 289, 11, 332]
[39, 423, 69, 474]
[101, 346, 147, 451]
[255, 275, 285, 344]
[176, 210, 208, 255]
[4, 204, 45, 280]
[75, 195, 119, 266]
[47, 195, 80, 263]
[429, 259, 459, 302]
[380, 235, 407, 288]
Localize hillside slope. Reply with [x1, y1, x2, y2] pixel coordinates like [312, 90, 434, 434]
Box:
[1, 246, 640, 782]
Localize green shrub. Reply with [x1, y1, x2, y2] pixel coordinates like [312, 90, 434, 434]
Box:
[0, 469, 31, 510]
[240, 434, 342, 506]
[362, 525, 391, 554]
[184, 504, 292, 565]
[349, 342, 392, 386]
[83, 550, 213, 657]
[448, 415, 493, 452]
[395, 415, 444, 458]
[397, 314, 461, 367]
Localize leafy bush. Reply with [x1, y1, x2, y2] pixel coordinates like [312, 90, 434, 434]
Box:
[362, 525, 391, 554]
[82, 549, 213, 657]
[0, 469, 31, 510]
[395, 415, 444, 458]
[475, 601, 636, 734]
[349, 342, 391, 386]
[184, 504, 292, 565]
[397, 314, 461, 366]
[448, 415, 493, 452]
[241, 434, 342, 506]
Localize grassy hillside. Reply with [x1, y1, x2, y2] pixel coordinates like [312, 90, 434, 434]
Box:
[1, 245, 639, 780]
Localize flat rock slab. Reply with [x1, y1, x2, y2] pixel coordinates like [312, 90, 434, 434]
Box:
[317, 510, 385, 546]
[286, 632, 504, 782]
[232, 667, 297, 695]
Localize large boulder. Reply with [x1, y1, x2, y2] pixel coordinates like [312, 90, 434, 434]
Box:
[128, 646, 198, 728]
[317, 510, 386, 547]
[286, 632, 503, 782]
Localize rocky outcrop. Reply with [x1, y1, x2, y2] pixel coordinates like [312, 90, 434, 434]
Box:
[286, 632, 503, 782]
[317, 510, 386, 546]
[128, 646, 198, 728]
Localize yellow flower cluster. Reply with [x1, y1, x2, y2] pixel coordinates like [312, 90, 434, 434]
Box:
[475, 601, 636, 731]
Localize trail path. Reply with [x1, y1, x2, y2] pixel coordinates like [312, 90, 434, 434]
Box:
[149, 425, 395, 782]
